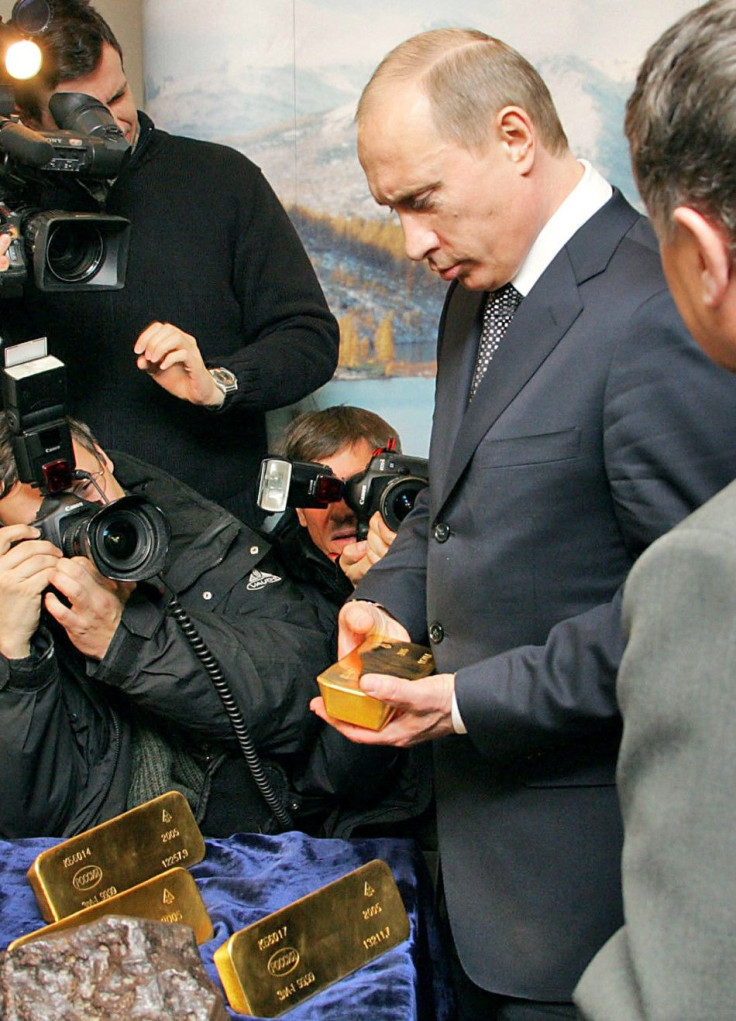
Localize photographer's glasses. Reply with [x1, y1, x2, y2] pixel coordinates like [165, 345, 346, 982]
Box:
[71, 464, 108, 503]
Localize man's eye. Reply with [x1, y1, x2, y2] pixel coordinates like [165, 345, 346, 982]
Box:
[409, 194, 433, 212]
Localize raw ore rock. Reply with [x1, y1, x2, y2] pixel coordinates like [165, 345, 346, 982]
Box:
[0, 914, 228, 1020]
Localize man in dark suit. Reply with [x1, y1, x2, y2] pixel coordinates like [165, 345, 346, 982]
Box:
[310, 27, 736, 1019]
[575, 3, 736, 1017]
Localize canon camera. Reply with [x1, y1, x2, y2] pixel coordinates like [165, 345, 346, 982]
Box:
[1, 340, 169, 581]
[258, 443, 429, 539]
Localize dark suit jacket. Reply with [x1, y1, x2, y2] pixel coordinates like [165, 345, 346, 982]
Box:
[356, 191, 736, 999]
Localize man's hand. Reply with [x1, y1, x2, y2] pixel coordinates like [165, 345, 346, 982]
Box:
[0, 525, 63, 659]
[337, 599, 409, 657]
[45, 557, 135, 660]
[0, 231, 11, 271]
[134, 321, 224, 407]
[311, 671, 456, 747]
[339, 512, 396, 586]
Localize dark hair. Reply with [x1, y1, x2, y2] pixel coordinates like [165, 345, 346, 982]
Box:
[14, 0, 124, 121]
[0, 414, 99, 498]
[625, 0, 736, 243]
[280, 406, 401, 463]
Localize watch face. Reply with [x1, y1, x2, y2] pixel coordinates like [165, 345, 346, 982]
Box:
[210, 367, 237, 392]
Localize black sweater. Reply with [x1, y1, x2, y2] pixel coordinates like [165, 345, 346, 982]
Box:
[4, 112, 338, 525]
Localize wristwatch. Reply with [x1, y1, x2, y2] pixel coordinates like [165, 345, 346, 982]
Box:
[208, 366, 238, 398]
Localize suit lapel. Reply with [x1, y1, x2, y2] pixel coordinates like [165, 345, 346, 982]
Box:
[435, 191, 641, 513]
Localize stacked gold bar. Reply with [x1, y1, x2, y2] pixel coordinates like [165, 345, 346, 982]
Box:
[10, 791, 212, 949]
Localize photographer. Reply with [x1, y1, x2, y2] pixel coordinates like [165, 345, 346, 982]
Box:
[3, 0, 338, 527]
[270, 406, 434, 842]
[0, 414, 334, 839]
[274, 406, 403, 625]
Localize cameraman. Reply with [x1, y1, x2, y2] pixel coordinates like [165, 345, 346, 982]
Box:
[4, 0, 338, 527]
[0, 414, 334, 839]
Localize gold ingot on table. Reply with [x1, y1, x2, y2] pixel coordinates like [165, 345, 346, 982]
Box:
[214, 858, 410, 1017]
[317, 634, 434, 729]
[27, 791, 206, 922]
[8, 867, 213, 950]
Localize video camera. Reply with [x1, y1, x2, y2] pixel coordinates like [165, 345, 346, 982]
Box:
[258, 441, 429, 539]
[1, 340, 169, 581]
[0, 90, 131, 294]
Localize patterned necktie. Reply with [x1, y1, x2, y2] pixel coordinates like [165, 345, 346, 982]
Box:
[468, 282, 522, 401]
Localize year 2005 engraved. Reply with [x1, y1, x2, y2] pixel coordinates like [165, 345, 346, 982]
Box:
[161, 847, 189, 869]
[257, 925, 288, 952]
[362, 900, 382, 920]
[363, 925, 391, 950]
[160, 827, 180, 843]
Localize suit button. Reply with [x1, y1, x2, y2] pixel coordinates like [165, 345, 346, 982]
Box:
[429, 621, 444, 644]
[433, 521, 451, 543]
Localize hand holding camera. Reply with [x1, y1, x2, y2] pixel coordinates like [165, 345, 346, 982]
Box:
[339, 511, 397, 586]
[0, 521, 61, 658]
[43, 553, 135, 661]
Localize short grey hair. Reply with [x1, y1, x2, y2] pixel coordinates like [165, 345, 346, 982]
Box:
[625, 0, 736, 244]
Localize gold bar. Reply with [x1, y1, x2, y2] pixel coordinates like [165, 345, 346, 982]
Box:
[214, 859, 410, 1017]
[8, 867, 213, 950]
[317, 635, 435, 729]
[27, 791, 206, 922]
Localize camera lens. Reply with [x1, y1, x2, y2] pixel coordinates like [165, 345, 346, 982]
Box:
[82, 495, 170, 581]
[379, 476, 427, 531]
[98, 513, 146, 566]
[45, 220, 104, 283]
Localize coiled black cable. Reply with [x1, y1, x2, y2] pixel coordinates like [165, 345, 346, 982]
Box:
[165, 589, 294, 831]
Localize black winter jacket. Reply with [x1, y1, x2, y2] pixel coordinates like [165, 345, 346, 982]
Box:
[0, 454, 332, 838]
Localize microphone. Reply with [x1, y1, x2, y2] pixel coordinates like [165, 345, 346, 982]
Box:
[0, 119, 55, 167]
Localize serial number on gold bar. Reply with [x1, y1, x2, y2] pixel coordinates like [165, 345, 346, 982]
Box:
[214, 859, 410, 1017]
[27, 791, 206, 922]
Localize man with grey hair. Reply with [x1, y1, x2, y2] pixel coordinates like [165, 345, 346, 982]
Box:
[310, 26, 736, 1018]
[575, 3, 736, 1017]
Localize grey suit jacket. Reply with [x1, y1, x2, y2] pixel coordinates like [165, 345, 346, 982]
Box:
[356, 190, 736, 999]
[575, 479, 736, 1020]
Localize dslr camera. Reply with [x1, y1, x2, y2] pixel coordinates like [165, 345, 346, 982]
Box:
[258, 442, 429, 539]
[0, 91, 131, 294]
[1, 340, 169, 581]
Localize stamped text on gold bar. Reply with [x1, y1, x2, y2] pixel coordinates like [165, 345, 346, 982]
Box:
[214, 859, 410, 1017]
[27, 791, 206, 922]
[8, 867, 213, 950]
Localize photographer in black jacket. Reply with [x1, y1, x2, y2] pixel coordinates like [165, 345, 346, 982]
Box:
[0, 414, 333, 838]
[273, 406, 434, 841]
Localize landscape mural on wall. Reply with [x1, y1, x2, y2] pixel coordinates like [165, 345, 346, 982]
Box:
[142, 0, 695, 452]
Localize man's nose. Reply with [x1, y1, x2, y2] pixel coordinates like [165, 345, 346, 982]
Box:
[399, 213, 438, 263]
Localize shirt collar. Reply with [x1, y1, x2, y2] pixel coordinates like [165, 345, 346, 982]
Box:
[512, 160, 612, 297]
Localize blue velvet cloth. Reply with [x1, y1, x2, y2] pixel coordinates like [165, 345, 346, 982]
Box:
[0, 832, 454, 1020]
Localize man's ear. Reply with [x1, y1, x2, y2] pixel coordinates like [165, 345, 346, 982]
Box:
[296, 507, 308, 528]
[673, 206, 733, 308]
[496, 105, 535, 170]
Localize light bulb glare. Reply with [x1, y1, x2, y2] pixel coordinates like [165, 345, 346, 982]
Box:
[5, 38, 42, 80]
